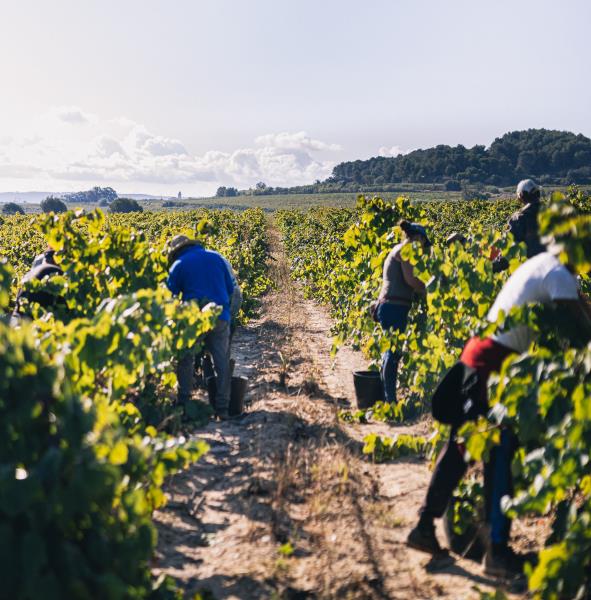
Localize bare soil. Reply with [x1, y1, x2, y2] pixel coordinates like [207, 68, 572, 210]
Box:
[153, 226, 527, 600]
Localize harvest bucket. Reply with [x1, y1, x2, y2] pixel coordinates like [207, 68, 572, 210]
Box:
[206, 375, 248, 416]
[353, 370, 383, 409]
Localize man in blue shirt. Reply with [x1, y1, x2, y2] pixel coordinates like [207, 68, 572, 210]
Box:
[167, 234, 235, 419]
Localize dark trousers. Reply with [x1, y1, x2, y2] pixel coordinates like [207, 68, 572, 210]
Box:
[178, 319, 231, 412]
[198, 315, 238, 381]
[420, 429, 467, 521]
[419, 428, 516, 545]
[419, 337, 516, 545]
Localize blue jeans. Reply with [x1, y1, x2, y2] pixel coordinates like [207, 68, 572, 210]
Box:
[377, 302, 410, 403]
[485, 428, 516, 545]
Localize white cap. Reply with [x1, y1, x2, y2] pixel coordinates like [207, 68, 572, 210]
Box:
[516, 179, 540, 197]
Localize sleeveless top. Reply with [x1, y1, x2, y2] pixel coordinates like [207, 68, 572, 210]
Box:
[379, 243, 414, 303]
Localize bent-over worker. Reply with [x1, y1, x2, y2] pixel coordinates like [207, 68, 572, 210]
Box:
[167, 234, 235, 420]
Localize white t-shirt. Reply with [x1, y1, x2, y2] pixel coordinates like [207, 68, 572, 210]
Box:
[488, 252, 579, 353]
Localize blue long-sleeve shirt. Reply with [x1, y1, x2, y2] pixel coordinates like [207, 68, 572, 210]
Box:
[167, 245, 235, 321]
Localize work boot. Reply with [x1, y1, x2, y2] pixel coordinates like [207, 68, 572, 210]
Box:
[407, 517, 449, 557]
[483, 544, 526, 579]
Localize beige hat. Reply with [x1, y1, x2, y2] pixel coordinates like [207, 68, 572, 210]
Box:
[168, 234, 198, 262]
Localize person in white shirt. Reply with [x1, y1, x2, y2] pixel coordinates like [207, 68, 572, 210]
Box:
[488, 251, 581, 352]
[407, 251, 591, 579]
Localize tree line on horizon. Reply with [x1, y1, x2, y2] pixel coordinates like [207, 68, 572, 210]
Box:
[1, 187, 144, 215]
[221, 128, 591, 196]
[3, 129, 590, 212]
[327, 128, 591, 188]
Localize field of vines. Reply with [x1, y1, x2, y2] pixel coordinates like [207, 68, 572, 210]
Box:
[3, 190, 591, 599]
[277, 189, 591, 599]
[0, 208, 270, 599]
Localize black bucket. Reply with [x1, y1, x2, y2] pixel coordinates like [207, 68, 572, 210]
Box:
[206, 375, 248, 416]
[353, 370, 383, 409]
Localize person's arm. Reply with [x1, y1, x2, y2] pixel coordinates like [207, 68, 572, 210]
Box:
[508, 211, 525, 243]
[399, 259, 426, 294]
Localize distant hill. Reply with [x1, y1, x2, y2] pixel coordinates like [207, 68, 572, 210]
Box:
[327, 129, 591, 188]
[3, 129, 590, 203]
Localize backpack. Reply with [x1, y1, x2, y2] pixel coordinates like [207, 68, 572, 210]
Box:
[431, 362, 482, 426]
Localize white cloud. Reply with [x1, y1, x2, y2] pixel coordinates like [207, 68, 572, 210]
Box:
[53, 106, 93, 125]
[95, 136, 127, 158]
[142, 136, 187, 157]
[0, 111, 340, 192]
[378, 145, 413, 157]
[255, 131, 341, 152]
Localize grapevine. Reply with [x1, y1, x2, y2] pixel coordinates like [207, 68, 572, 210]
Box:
[0, 206, 271, 598]
[278, 191, 591, 598]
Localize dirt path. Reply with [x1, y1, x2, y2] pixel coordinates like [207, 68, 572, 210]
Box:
[153, 225, 520, 600]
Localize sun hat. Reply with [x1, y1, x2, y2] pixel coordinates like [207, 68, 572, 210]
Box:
[168, 234, 199, 263]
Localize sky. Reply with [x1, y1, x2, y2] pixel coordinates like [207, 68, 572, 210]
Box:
[0, 0, 589, 197]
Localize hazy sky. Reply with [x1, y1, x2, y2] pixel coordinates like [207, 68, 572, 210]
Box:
[0, 0, 589, 196]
